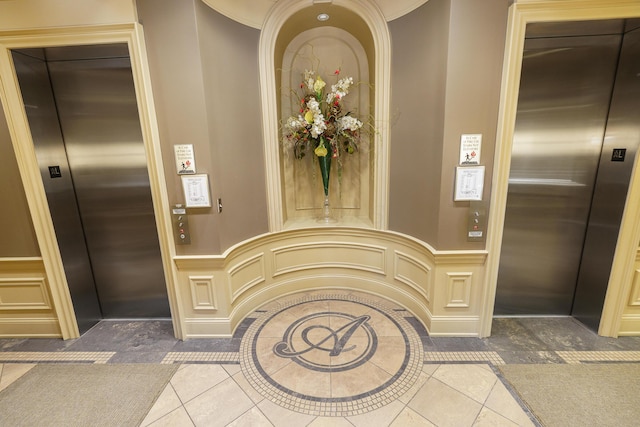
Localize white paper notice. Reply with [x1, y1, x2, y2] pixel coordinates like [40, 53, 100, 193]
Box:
[460, 134, 482, 165]
[455, 166, 484, 201]
[174, 144, 196, 174]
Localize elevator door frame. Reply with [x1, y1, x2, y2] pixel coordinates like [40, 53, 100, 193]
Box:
[482, 0, 640, 338]
[0, 24, 183, 339]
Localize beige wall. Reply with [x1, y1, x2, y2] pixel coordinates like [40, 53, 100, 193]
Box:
[0, 105, 39, 257]
[388, 0, 508, 250]
[137, 0, 268, 255]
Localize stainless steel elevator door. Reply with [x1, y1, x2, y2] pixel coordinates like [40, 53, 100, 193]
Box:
[46, 54, 170, 319]
[494, 33, 621, 315]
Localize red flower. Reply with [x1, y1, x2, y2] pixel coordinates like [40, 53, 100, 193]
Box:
[334, 69, 340, 75]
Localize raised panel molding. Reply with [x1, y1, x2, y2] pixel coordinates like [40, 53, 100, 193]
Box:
[172, 228, 488, 338]
[189, 275, 217, 312]
[229, 253, 266, 302]
[0, 278, 52, 311]
[393, 250, 431, 302]
[272, 242, 386, 276]
[628, 268, 640, 306]
[445, 272, 472, 308]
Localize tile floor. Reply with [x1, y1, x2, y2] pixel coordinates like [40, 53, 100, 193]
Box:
[1, 290, 640, 426]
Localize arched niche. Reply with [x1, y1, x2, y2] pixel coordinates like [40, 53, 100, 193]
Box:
[260, 0, 391, 231]
[281, 28, 371, 225]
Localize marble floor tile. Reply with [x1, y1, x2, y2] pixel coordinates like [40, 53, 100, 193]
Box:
[430, 364, 497, 403]
[256, 397, 317, 427]
[389, 407, 436, 427]
[140, 384, 183, 426]
[184, 377, 255, 427]
[10, 291, 640, 426]
[170, 364, 230, 403]
[484, 379, 536, 426]
[0, 363, 35, 392]
[408, 378, 483, 427]
[146, 406, 195, 427]
[226, 406, 274, 426]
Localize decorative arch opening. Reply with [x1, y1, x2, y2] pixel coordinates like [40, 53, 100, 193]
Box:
[259, 0, 391, 231]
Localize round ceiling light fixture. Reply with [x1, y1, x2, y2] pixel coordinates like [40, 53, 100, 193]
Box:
[317, 13, 330, 22]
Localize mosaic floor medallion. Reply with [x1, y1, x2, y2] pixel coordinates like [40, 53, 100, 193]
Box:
[240, 292, 424, 416]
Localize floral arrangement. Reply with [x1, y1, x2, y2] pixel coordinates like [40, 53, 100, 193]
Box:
[284, 69, 363, 197]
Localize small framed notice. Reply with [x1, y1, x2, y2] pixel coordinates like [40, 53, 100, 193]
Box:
[181, 174, 211, 207]
[460, 134, 482, 165]
[174, 144, 196, 174]
[455, 166, 485, 201]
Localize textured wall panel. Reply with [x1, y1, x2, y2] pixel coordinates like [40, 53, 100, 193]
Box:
[229, 253, 266, 301]
[0, 278, 51, 310]
[189, 275, 217, 311]
[272, 242, 386, 276]
[393, 250, 431, 302]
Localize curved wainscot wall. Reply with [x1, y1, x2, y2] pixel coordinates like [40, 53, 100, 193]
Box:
[174, 227, 487, 339]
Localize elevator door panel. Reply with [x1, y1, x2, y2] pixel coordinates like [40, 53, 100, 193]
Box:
[12, 51, 102, 332]
[494, 35, 621, 315]
[47, 56, 170, 319]
[573, 27, 640, 330]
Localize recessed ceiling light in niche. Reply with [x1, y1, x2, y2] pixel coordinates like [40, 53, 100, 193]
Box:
[317, 13, 330, 22]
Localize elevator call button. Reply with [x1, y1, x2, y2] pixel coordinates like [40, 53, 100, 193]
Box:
[172, 205, 191, 245]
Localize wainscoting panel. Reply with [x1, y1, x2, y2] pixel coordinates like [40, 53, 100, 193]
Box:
[173, 228, 489, 338]
[0, 258, 61, 337]
[189, 275, 217, 312]
[620, 249, 640, 336]
[272, 242, 386, 276]
[393, 250, 432, 303]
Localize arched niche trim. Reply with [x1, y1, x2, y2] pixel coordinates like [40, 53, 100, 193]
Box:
[259, 0, 391, 231]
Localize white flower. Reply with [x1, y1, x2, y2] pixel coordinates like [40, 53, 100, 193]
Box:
[306, 98, 326, 138]
[329, 77, 354, 100]
[286, 116, 304, 131]
[304, 70, 315, 91]
[337, 115, 362, 132]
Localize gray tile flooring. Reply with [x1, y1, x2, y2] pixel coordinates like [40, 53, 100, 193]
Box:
[2, 293, 640, 426]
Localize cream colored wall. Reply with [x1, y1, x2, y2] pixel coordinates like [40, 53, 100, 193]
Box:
[620, 247, 640, 335]
[0, 104, 39, 257]
[388, 0, 508, 250]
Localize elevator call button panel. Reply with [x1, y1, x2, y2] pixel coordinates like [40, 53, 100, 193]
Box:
[467, 201, 486, 242]
[172, 205, 191, 245]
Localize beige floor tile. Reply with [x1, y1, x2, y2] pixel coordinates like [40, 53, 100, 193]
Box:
[330, 360, 392, 397]
[184, 377, 255, 427]
[363, 309, 405, 337]
[307, 416, 355, 426]
[140, 384, 183, 426]
[253, 336, 295, 376]
[0, 363, 35, 392]
[270, 359, 332, 398]
[472, 407, 520, 427]
[368, 335, 409, 375]
[256, 397, 316, 427]
[346, 399, 406, 427]
[431, 364, 498, 404]
[170, 364, 231, 403]
[147, 406, 195, 427]
[232, 370, 266, 404]
[408, 378, 482, 427]
[222, 363, 242, 376]
[226, 407, 274, 426]
[398, 370, 432, 405]
[389, 407, 437, 426]
[484, 380, 536, 427]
